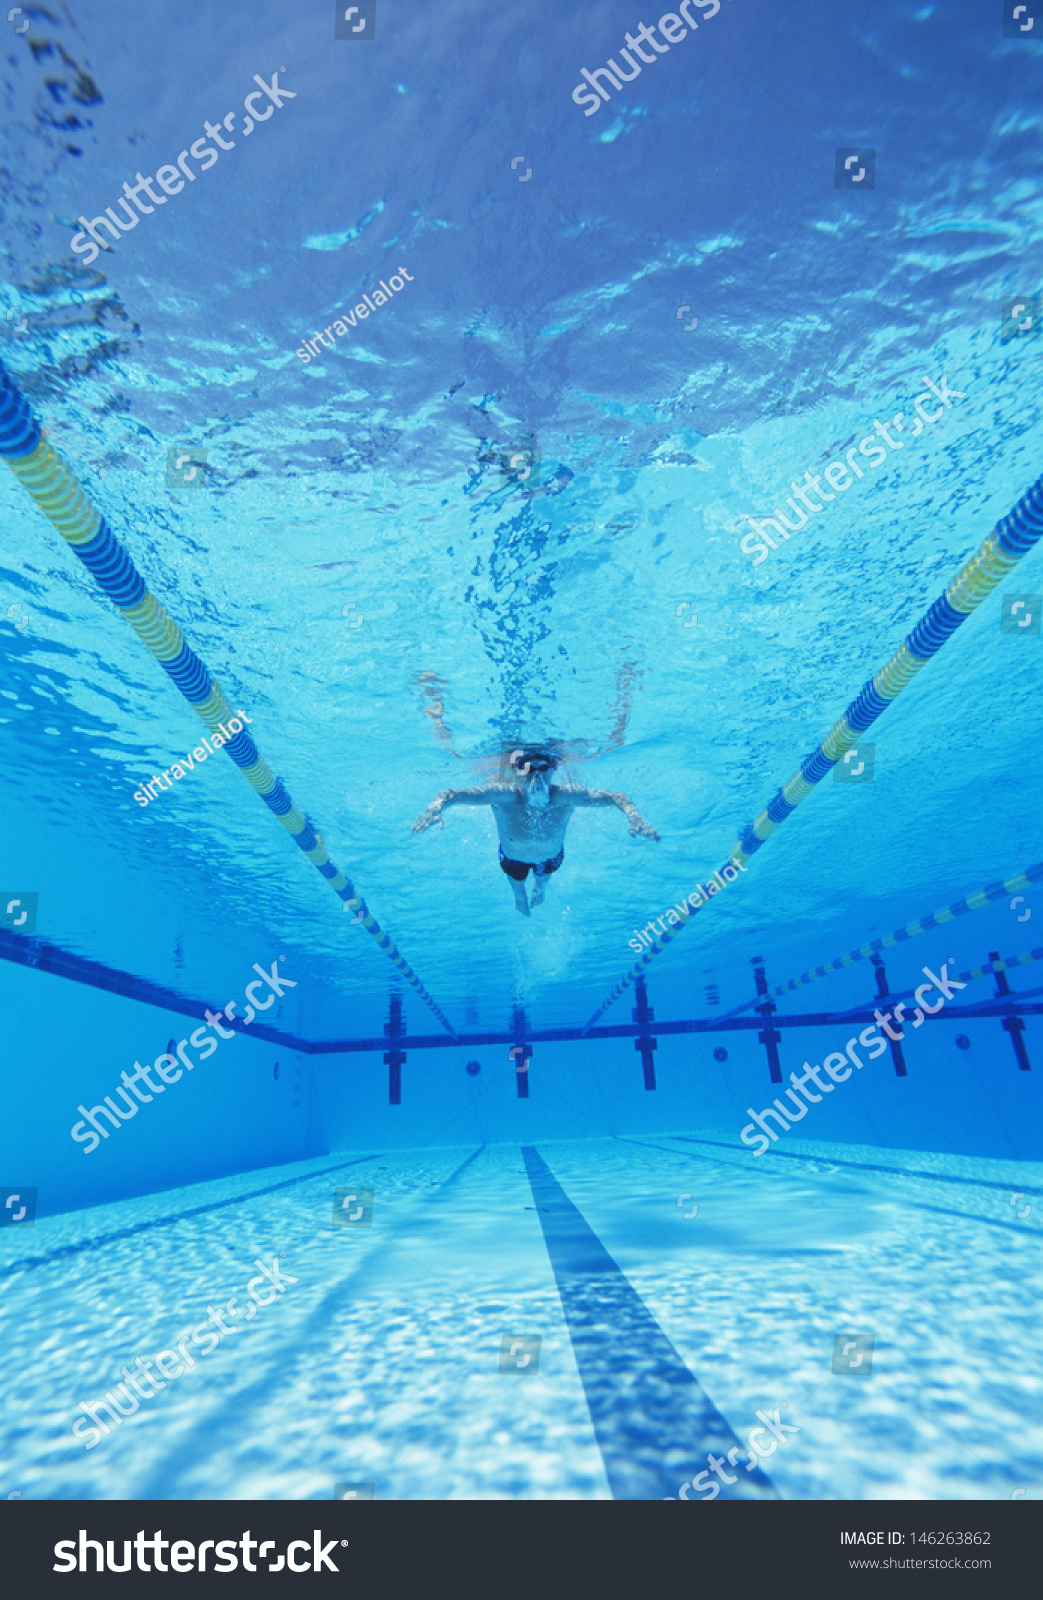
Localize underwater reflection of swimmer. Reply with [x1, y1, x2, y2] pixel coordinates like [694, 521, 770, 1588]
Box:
[411, 670, 462, 757]
[412, 653, 641, 766]
[412, 748, 659, 916]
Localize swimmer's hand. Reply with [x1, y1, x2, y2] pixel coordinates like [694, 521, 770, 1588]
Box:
[412, 793, 449, 833]
[620, 801, 660, 842]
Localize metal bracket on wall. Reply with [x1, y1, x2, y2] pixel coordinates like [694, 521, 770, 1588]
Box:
[871, 954, 907, 1076]
[990, 950, 1032, 1071]
[752, 956, 783, 1083]
[511, 1003, 532, 1098]
[384, 992, 406, 1104]
[632, 974, 658, 1091]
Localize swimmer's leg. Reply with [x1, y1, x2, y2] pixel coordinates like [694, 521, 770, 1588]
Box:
[509, 877, 531, 917]
[530, 849, 562, 911]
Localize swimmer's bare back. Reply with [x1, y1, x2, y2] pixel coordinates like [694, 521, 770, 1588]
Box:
[412, 755, 659, 914]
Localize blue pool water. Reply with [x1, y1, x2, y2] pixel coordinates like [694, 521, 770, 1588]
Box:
[1, 0, 1041, 1502]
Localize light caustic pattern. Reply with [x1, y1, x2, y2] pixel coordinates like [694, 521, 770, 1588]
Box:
[3, 1140, 1039, 1500]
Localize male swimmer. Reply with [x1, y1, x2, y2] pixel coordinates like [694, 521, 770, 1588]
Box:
[412, 749, 660, 916]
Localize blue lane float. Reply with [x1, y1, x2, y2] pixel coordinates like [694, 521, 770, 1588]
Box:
[584, 466, 1043, 1030]
[0, 359, 457, 1040]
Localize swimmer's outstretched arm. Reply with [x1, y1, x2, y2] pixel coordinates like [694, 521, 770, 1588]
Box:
[411, 785, 514, 833]
[561, 785, 661, 841]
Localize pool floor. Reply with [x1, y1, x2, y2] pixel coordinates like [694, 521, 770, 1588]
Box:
[6, 1135, 1042, 1500]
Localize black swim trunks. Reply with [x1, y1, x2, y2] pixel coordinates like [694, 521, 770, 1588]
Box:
[499, 845, 564, 882]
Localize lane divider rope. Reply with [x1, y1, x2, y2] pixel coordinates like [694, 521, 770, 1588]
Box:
[771, 862, 1043, 998]
[583, 467, 1043, 1032]
[824, 942, 1043, 1021]
[0, 360, 458, 1040]
[958, 945, 1043, 984]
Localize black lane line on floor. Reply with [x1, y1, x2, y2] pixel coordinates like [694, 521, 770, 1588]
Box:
[4, 1154, 384, 1275]
[884, 1198, 1043, 1241]
[312, 1147, 493, 1316]
[669, 1136, 1043, 1197]
[521, 1145, 777, 1502]
[437, 1145, 486, 1190]
[619, 1138, 1041, 1242]
[133, 1150, 492, 1499]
